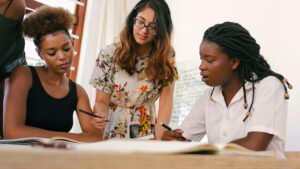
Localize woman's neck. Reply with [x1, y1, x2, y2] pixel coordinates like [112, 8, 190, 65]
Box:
[221, 74, 243, 107]
[40, 66, 66, 87]
[136, 43, 152, 57]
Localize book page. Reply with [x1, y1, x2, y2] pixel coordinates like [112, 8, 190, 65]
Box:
[75, 140, 278, 157]
[0, 137, 50, 145]
[223, 143, 252, 151]
[75, 140, 219, 154]
[0, 137, 82, 145]
[49, 137, 81, 144]
[217, 143, 278, 158]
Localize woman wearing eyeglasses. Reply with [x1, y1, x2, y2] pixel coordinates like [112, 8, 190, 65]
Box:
[89, 0, 178, 140]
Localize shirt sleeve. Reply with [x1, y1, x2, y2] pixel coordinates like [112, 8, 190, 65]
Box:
[89, 45, 116, 94]
[247, 76, 288, 141]
[180, 89, 209, 141]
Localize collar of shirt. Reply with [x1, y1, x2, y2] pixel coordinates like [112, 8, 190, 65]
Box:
[211, 80, 254, 107]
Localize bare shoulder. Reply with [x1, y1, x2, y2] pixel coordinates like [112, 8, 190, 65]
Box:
[76, 83, 88, 98]
[9, 65, 32, 89]
[10, 66, 31, 80]
[1, 0, 26, 21]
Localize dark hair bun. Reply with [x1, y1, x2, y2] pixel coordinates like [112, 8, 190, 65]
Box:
[23, 6, 75, 38]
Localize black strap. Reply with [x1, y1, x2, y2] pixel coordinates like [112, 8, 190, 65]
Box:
[2, 0, 14, 16]
[28, 66, 39, 89]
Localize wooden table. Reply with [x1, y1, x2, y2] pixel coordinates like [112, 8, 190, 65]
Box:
[0, 144, 299, 169]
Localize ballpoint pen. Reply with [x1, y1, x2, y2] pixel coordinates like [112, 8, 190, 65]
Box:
[160, 122, 172, 131]
[79, 109, 110, 122]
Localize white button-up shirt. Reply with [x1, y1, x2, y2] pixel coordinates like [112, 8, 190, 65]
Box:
[181, 76, 288, 157]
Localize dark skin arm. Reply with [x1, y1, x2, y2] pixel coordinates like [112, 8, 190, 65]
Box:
[162, 130, 273, 151]
[231, 131, 273, 151]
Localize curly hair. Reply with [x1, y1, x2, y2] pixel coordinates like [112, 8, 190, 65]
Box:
[22, 6, 75, 49]
[113, 0, 175, 85]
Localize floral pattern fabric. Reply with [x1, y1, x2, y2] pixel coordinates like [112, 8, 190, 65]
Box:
[89, 44, 178, 139]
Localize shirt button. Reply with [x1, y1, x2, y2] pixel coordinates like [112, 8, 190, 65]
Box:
[223, 132, 227, 137]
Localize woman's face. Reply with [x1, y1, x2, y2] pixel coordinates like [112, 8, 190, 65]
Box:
[39, 30, 74, 74]
[133, 6, 156, 48]
[199, 40, 239, 87]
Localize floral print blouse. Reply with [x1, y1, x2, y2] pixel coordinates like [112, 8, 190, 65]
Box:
[89, 44, 178, 139]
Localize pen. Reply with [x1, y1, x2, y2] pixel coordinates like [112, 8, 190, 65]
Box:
[160, 123, 188, 141]
[160, 122, 172, 131]
[79, 109, 110, 122]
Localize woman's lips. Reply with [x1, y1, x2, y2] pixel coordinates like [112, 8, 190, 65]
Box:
[138, 34, 147, 40]
[58, 63, 70, 69]
[201, 74, 209, 82]
[202, 77, 208, 82]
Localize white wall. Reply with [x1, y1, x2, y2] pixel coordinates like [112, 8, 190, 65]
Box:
[166, 0, 300, 151]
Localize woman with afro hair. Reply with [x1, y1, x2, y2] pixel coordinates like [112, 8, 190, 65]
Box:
[3, 6, 102, 142]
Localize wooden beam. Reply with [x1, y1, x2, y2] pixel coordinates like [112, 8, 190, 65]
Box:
[67, 0, 88, 81]
[25, 0, 44, 13]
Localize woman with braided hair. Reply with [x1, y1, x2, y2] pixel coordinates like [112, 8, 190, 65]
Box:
[162, 22, 291, 157]
[3, 6, 102, 142]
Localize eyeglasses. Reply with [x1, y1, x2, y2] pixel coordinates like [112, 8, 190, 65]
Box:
[134, 18, 157, 34]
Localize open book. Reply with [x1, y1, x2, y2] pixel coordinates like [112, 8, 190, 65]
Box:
[75, 140, 278, 157]
[0, 136, 81, 145]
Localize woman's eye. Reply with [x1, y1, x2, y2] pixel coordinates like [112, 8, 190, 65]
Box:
[137, 20, 144, 25]
[149, 26, 156, 31]
[64, 48, 71, 52]
[48, 52, 55, 56]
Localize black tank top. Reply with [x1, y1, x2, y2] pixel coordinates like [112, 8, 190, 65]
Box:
[0, 0, 26, 79]
[25, 66, 77, 132]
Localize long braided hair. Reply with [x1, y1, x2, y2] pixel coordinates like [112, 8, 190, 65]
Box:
[203, 22, 292, 122]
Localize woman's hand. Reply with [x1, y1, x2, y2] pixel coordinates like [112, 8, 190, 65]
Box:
[161, 129, 187, 141]
[91, 112, 108, 130]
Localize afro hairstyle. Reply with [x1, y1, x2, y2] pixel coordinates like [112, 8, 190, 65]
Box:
[22, 6, 75, 38]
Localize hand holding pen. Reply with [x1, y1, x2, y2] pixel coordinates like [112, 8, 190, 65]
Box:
[160, 123, 187, 141]
[79, 109, 109, 130]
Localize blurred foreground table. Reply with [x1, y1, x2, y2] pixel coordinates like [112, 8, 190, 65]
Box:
[0, 144, 299, 169]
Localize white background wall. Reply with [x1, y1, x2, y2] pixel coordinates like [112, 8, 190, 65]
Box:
[77, 0, 299, 151]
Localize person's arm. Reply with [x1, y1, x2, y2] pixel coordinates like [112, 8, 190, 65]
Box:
[161, 89, 210, 141]
[88, 46, 114, 137]
[92, 90, 111, 136]
[3, 66, 100, 142]
[74, 84, 103, 142]
[155, 83, 175, 140]
[231, 132, 273, 151]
